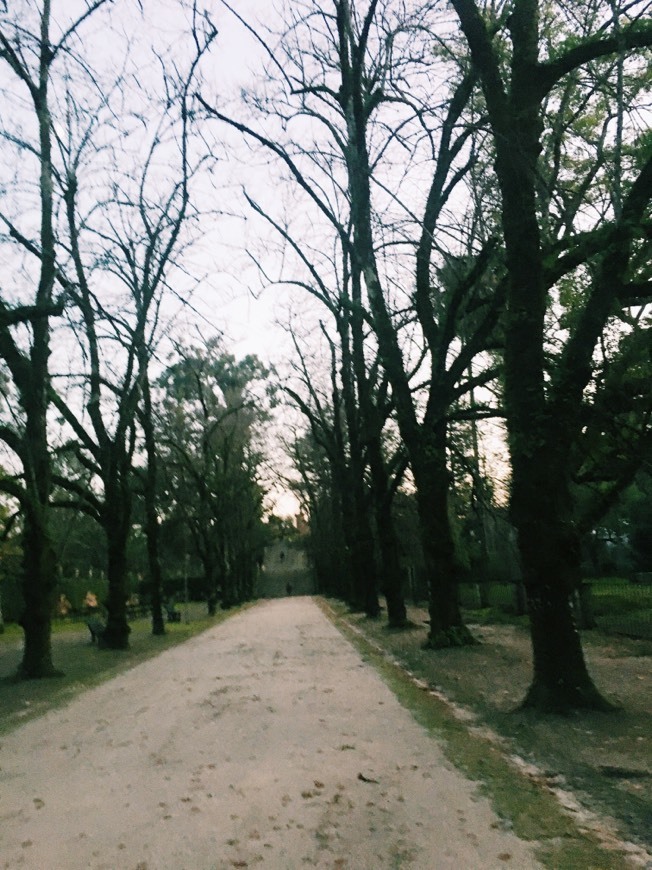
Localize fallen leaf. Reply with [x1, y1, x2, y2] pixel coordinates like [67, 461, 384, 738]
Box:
[357, 773, 378, 784]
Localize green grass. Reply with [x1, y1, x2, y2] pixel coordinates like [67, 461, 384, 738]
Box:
[455, 576, 652, 638]
[319, 598, 638, 870]
[0, 602, 252, 736]
[591, 583, 650, 616]
[461, 606, 531, 628]
[458, 582, 522, 612]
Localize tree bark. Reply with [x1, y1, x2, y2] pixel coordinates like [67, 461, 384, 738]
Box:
[413, 427, 475, 647]
[367, 436, 407, 628]
[352, 508, 381, 618]
[375, 498, 407, 628]
[521, 530, 612, 709]
[144, 509, 165, 635]
[335, 0, 472, 642]
[102, 473, 132, 649]
[450, 0, 623, 709]
[13, 2, 60, 678]
[141, 379, 165, 635]
[336, 475, 378, 615]
[18, 505, 59, 677]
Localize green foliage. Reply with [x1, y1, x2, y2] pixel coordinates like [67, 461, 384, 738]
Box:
[264, 514, 298, 543]
[0, 548, 23, 623]
[584, 471, 652, 573]
[590, 579, 649, 617]
[458, 581, 522, 613]
[156, 340, 274, 606]
[49, 509, 105, 581]
[55, 571, 110, 615]
[0, 501, 22, 622]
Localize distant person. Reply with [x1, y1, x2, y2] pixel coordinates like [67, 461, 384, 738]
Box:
[279, 550, 285, 562]
[286, 582, 293, 597]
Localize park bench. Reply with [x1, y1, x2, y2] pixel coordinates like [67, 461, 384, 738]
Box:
[166, 606, 181, 623]
[86, 614, 106, 645]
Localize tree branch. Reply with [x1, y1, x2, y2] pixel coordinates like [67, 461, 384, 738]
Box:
[537, 22, 652, 97]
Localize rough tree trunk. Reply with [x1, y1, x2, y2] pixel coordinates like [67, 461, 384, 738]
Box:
[514, 452, 614, 711]
[352, 488, 381, 619]
[450, 0, 614, 710]
[18, 375, 59, 676]
[14, 6, 59, 678]
[376, 500, 407, 628]
[413, 429, 475, 648]
[368, 436, 407, 628]
[145, 508, 166, 636]
[340, 481, 379, 617]
[102, 477, 132, 649]
[18, 506, 59, 677]
[142, 380, 165, 635]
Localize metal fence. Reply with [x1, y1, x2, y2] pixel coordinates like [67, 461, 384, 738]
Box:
[457, 578, 652, 641]
[587, 578, 652, 640]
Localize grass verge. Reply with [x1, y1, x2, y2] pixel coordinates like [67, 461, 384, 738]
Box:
[318, 597, 640, 870]
[0, 602, 253, 737]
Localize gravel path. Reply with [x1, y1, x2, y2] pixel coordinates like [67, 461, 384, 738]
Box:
[0, 597, 542, 869]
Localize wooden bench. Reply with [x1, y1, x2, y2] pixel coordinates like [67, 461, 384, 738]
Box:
[86, 615, 106, 645]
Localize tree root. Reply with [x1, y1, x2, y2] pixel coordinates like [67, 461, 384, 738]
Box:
[423, 624, 479, 649]
[519, 679, 621, 714]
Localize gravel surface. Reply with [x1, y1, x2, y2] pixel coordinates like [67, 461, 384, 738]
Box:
[0, 597, 543, 869]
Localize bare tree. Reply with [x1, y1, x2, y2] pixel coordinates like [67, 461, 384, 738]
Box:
[49, 9, 216, 648]
[199, 0, 502, 645]
[0, 0, 111, 676]
[274, 224, 408, 623]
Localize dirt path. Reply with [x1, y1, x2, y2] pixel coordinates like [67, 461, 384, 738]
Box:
[0, 597, 543, 869]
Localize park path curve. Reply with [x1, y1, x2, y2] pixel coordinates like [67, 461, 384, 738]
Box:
[0, 597, 542, 869]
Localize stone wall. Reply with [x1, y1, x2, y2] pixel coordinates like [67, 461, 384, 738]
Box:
[254, 542, 316, 598]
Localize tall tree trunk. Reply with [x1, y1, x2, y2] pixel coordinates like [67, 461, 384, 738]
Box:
[375, 498, 407, 628]
[19, 504, 59, 677]
[141, 379, 165, 635]
[413, 427, 474, 647]
[12, 0, 60, 678]
[211, 541, 225, 611]
[347, 437, 380, 618]
[367, 436, 407, 628]
[497, 87, 611, 711]
[102, 475, 132, 649]
[144, 499, 165, 636]
[319, 481, 350, 599]
[19, 347, 59, 675]
[329, 311, 379, 617]
[352, 506, 380, 618]
[330, 0, 472, 640]
[518, 458, 612, 710]
[338, 482, 365, 611]
[450, 0, 614, 708]
[502, 169, 611, 710]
